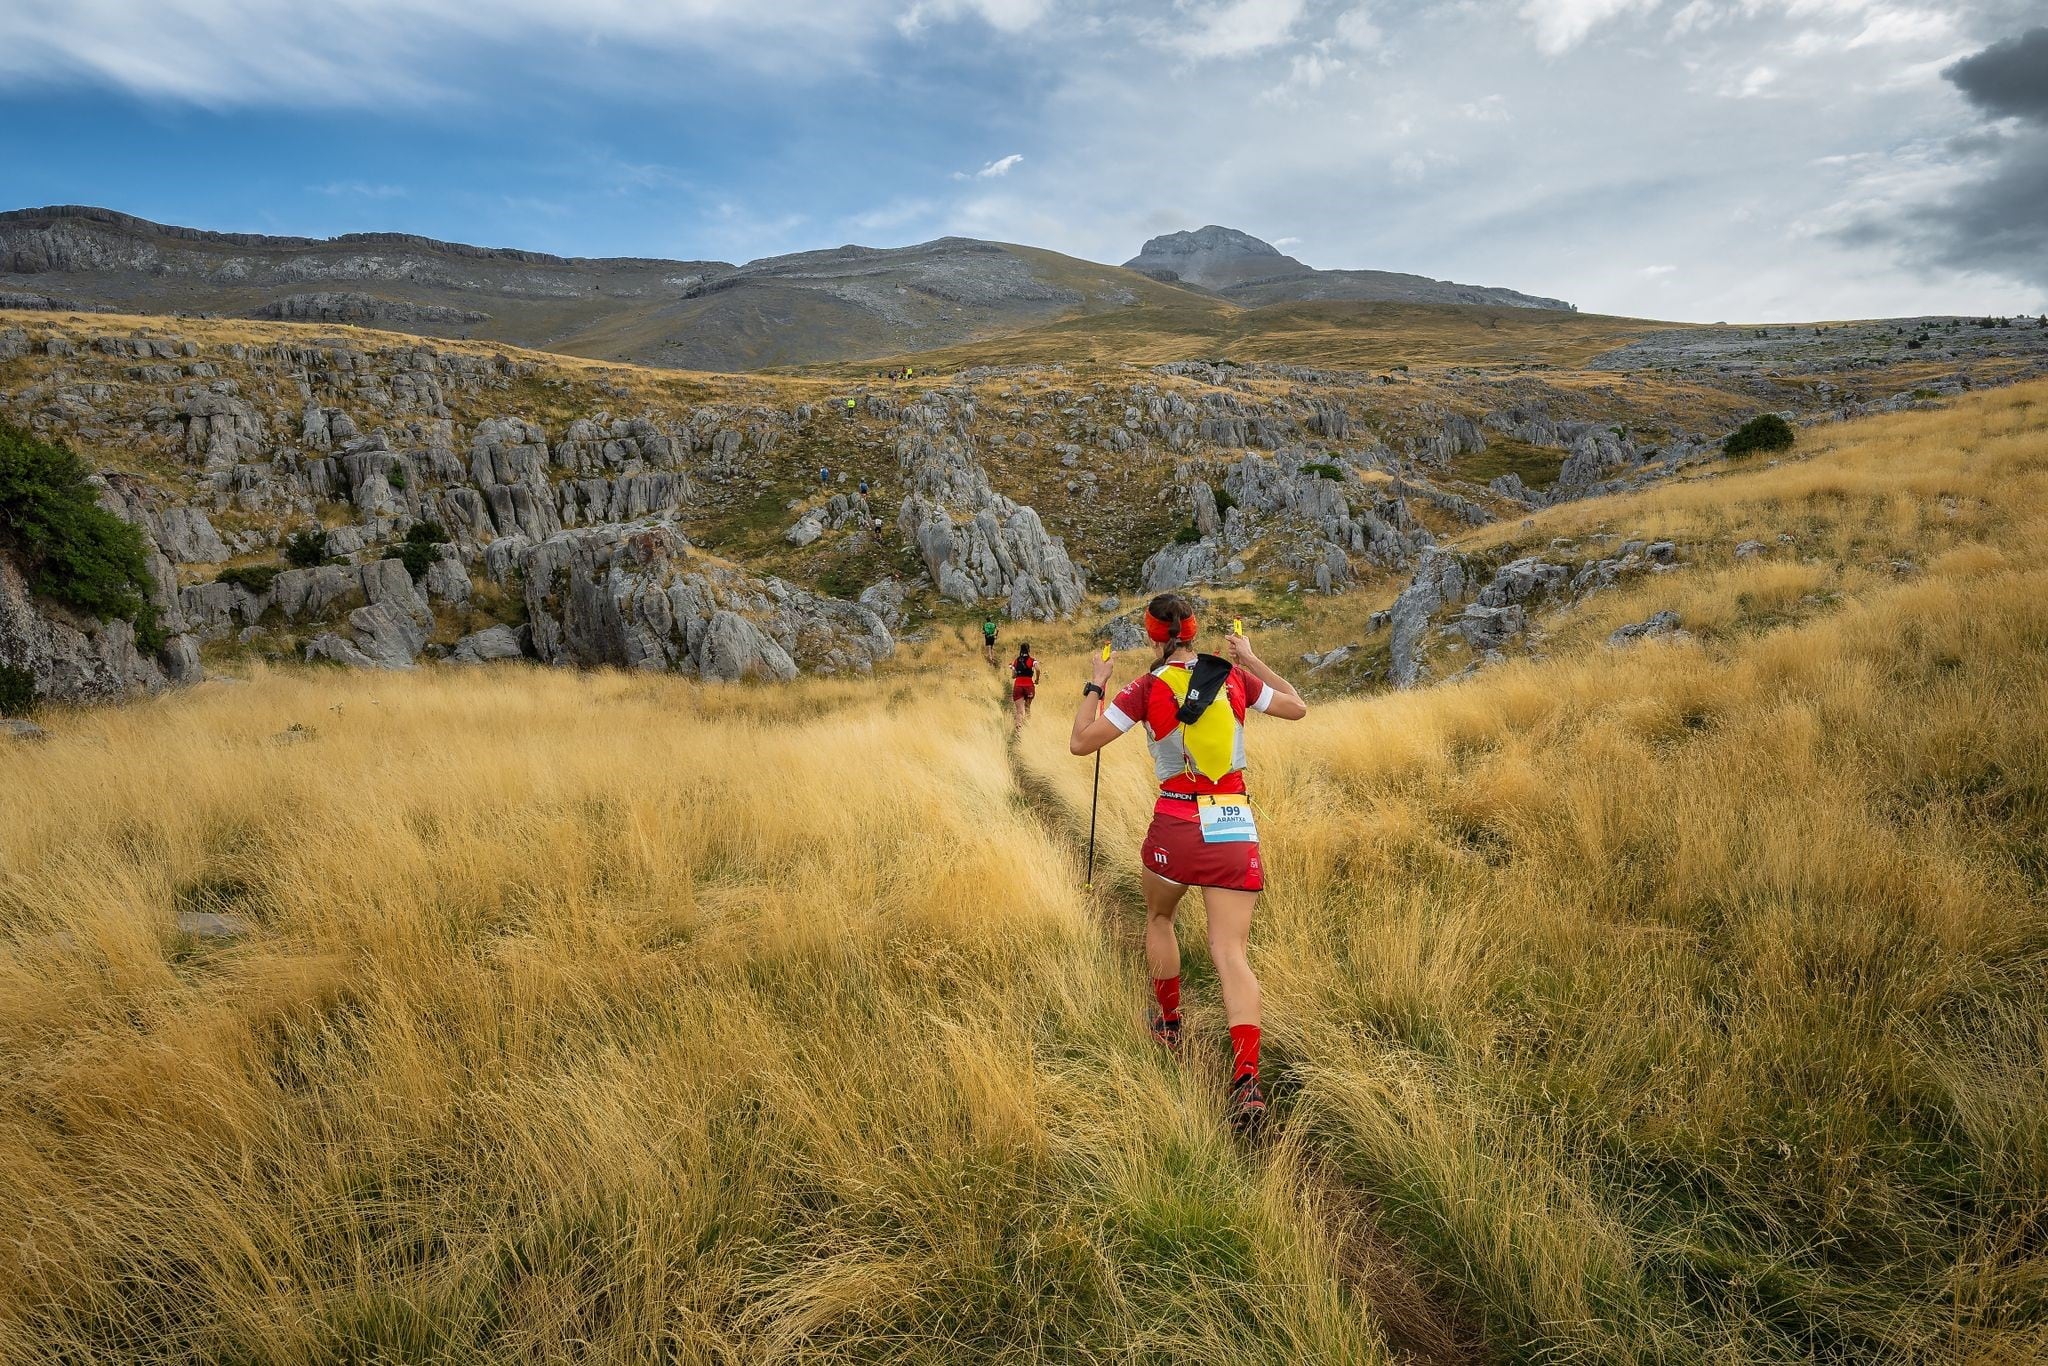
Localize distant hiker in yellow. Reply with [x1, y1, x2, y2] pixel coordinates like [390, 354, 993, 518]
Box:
[1069, 593, 1307, 1136]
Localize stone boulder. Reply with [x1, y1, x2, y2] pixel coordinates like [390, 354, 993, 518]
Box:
[518, 522, 892, 679]
[452, 624, 526, 664]
[0, 553, 201, 704]
[1608, 610, 1682, 647]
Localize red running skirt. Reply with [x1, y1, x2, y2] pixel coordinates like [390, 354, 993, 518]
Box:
[1140, 809, 1263, 891]
[1012, 679, 1036, 699]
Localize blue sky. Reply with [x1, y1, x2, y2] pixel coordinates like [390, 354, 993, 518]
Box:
[3, 0, 2044, 321]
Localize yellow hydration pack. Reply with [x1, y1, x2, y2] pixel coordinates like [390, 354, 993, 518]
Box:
[1158, 654, 1242, 782]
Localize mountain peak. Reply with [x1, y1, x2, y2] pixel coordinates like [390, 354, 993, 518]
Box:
[1123, 226, 1302, 289]
[1136, 225, 1285, 260]
[1123, 222, 1575, 312]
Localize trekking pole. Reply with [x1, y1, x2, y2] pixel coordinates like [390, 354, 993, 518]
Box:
[1085, 643, 1109, 891]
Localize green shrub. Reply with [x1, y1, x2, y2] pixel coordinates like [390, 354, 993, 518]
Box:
[398, 518, 449, 581]
[388, 462, 409, 491]
[1212, 486, 1238, 516]
[1172, 523, 1203, 545]
[215, 564, 281, 594]
[0, 419, 162, 651]
[0, 663, 34, 717]
[1301, 462, 1344, 481]
[1723, 414, 1796, 458]
[284, 528, 333, 568]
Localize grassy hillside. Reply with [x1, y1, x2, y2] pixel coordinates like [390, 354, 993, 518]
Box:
[2, 385, 2045, 1361]
[814, 300, 1665, 375]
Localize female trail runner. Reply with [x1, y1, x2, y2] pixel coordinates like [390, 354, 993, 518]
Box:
[1010, 642, 1040, 733]
[1068, 592, 1308, 1135]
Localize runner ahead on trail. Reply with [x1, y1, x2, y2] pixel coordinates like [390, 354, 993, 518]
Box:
[982, 614, 999, 663]
[1068, 592, 1308, 1136]
[1010, 643, 1040, 732]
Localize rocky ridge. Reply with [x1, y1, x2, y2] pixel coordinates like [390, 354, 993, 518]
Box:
[1125, 226, 1576, 312]
[4, 304, 2034, 708]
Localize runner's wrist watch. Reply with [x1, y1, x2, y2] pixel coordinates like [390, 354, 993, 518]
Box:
[1082, 682, 1104, 698]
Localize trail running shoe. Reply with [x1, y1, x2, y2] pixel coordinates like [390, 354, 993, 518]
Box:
[1226, 1072, 1267, 1138]
[1148, 1011, 1184, 1057]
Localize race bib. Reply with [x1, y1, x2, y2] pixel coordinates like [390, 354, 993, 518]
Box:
[1197, 795, 1258, 844]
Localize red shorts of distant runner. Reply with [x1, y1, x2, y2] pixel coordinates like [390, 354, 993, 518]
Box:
[1012, 678, 1036, 700]
[1140, 808, 1263, 891]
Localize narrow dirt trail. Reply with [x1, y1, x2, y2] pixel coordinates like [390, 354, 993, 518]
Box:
[1002, 729, 1489, 1366]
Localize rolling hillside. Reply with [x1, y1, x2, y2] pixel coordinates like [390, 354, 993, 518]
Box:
[0, 207, 1203, 373]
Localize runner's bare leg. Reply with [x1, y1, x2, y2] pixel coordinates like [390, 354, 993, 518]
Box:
[1201, 887, 1261, 1028]
[1141, 869, 1185, 983]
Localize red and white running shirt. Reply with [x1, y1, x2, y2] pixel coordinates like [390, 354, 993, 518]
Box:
[1103, 661, 1271, 819]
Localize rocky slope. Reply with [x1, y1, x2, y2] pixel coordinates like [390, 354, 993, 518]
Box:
[5, 303, 2041, 707]
[1125, 226, 1576, 312]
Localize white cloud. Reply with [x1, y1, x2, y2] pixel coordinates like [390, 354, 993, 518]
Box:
[1461, 94, 1511, 121]
[1639, 263, 1678, 275]
[1846, 7, 1954, 48]
[1262, 49, 1347, 103]
[1333, 5, 1383, 51]
[954, 153, 1024, 180]
[1273, 235, 1302, 246]
[1725, 64, 1780, 97]
[1160, 0, 1306, 61]
[899, 0, 1053, 37]
[0, 0, 1045, 105]
[848, 198, 936, 231]
[1517, 0, 1661, 55]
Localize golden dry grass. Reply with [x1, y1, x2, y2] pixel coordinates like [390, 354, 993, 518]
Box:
[4, 383, 2047, 1362]
[818, 301, 1664, 376]
[0, 672, 1426, 1364]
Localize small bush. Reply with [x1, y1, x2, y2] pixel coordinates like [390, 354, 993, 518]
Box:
[1300, 462, 1344, 481]
[0, 419, 162, 650]
[388, 462, 409, 491]
[215, 564, 281, 594]
[1723, 414, 1796, 458]
[1172, 523, 1203, 545]
[284, 529, 333, 568]
[398, 519, 449, 581]
[0, 663, 35, 717]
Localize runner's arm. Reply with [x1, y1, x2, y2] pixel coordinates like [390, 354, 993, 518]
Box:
[1227, 631, 1308, 720]
[1070, 653, 1125, 755]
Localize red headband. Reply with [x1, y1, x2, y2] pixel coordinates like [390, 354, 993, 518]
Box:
[1144, 610, 1198, 643]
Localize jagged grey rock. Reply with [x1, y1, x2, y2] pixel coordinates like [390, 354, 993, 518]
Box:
[518, 522, 891, 678]
[452, 624, 525, 663]
[346, 601, 427, 668]
[304, 632, 378, 668]
[1609, 610, 1682, 647]
[173, 910, 251, 941]
[0, 553, 199, 704]
[1388, 548, 1472, 688]
[891, 394, 1085, 618]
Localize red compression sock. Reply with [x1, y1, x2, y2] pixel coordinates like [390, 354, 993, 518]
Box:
[1229, 1024, 1262, 1082]
[1151, 976, 1182, 1023]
